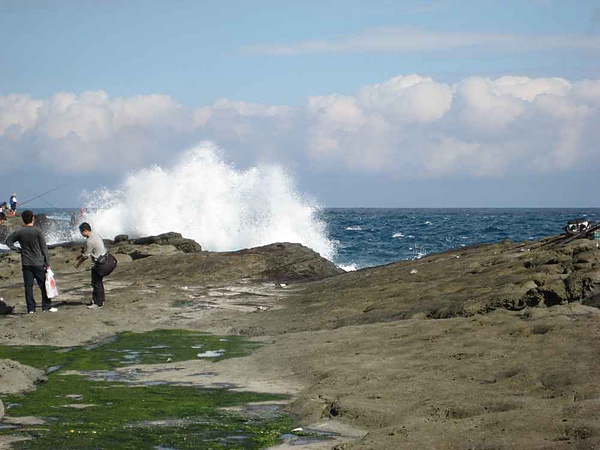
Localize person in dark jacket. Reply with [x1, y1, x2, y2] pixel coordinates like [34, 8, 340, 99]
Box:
[0, 212, 13, 314]
[5, 210, 57, 313]
[0, 212, 8, 243]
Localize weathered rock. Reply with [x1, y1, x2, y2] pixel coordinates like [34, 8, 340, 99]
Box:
[242, 238, 600, 333]
[583, 292, 600, 308]
[113, 234, 130, 244]
[0, 359, 47, 394]
[236, 242, 343, 281]
[132, 232, 183, 245]
[171, 239, 202, 253]
[132, 232, 202, 253]
[128, 244, 181, 260]
[111, 241, 343, 284]
[0, 398, 3, 420]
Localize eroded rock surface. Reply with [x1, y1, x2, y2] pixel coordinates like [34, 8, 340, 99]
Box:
[234, 238, 600, 336]
[0, 359, 47, 395]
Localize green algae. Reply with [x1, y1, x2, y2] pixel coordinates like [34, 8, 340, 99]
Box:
[0, 329, 260, 370]
[0, 330, 292, 449]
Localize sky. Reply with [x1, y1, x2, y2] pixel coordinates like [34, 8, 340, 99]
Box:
[1, 0, 599, 208]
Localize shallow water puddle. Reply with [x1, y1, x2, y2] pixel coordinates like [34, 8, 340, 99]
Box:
[0, 330, 292, 449]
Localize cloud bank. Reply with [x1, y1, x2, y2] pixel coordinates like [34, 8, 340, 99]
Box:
[1, 74, 599, 179]
[242, 27, 600, 56]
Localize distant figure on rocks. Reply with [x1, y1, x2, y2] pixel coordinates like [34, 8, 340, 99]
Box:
[9, 193, 18, 214]
[69, 212, 77, 229]
[5, 210, 57, 314]
[75, 222, 117, 310]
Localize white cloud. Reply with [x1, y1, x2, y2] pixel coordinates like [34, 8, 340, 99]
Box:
[304, 75, 600, 177]
[0, 94, 42, 136]
[242, 27, 600, 56]
[307, 94, 392, 170]
[0, 75, 599, 179]
[0, 91, 194, 172]
[358, 75, 452, 123]
[454, 77, 527, 130]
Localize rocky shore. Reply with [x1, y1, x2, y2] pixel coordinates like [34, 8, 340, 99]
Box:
[1, 227, 600, 449]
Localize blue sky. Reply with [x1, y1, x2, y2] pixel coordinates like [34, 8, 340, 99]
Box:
[1, 0, 599, 207]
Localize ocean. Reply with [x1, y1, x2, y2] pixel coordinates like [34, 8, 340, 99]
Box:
[321, 208, 600, 270]
[25, 207, 600, 272]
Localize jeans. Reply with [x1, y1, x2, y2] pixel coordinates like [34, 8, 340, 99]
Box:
[22, 265, 51, 312]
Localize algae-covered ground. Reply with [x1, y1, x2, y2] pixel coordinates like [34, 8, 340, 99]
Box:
[0, 330, 292, 449]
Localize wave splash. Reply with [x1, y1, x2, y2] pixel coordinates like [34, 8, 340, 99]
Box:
[83, 142, 335, 261]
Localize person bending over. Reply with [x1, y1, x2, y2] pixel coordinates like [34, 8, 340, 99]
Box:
[75, 222, 117, 309]
[5, 210, 57, 313]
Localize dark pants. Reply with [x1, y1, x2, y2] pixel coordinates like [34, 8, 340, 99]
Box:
[91, 254, 117, 306]
[22, 265, 51, 313]
[91, 267, 105, 306]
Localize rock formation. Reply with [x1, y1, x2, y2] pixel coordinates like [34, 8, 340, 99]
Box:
[0, 359, 47, 395]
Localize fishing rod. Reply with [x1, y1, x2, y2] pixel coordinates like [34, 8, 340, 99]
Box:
[19, 182, 72, 207]
[27, 188, 60, 210]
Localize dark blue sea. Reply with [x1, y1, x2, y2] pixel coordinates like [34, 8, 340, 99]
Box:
[320, 208, 600, 270]
[26, 207, 600, 271]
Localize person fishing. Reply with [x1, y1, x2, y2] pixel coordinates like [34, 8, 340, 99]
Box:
[9, 193, 18, 215]
[74, 222, 117, 309]
[5, 210, 57, 313]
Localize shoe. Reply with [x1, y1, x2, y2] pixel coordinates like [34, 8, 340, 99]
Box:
[87, 303, 103, 309]
[28, 311, 35, 314]
[43, 307, 58, 313]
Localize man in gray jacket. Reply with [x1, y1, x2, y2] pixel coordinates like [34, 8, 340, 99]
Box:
[5, 210, 57, 313]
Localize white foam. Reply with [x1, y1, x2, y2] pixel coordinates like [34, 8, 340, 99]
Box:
[197, 349, 226, 358]
[392, 232, 404, 238]
[339, 263, 359, 272]
[82, 142, 335, 260]
[345, 226, 362, 231]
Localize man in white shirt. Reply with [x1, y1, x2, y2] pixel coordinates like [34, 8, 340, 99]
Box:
[9, 193, 18, 213]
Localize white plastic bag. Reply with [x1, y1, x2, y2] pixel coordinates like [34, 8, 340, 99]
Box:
[45, 268, 59, 299]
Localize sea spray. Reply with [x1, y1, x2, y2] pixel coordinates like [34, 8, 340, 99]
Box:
[81, 142, 336, 261]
